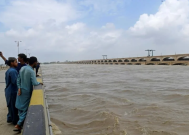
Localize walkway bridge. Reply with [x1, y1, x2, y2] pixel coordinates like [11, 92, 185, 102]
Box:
[67, 54, 189, 65]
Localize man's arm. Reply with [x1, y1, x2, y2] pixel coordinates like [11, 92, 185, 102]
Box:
[10, 70, 18, 85]
[0, 52, 7, 62]
[17, 74, 22, 96]
[30, 71, 43, 86]
[17, 74, 21, 89]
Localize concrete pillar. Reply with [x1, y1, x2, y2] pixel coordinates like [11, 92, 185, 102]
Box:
[173, 56, 178, 61]
[160, 57, 164, 62]
[146, 57, 151, 62]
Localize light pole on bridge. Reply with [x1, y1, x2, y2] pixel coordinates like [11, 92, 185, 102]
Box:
[150, 50, 155, 56]
[145, 50, 155, 57]
[25, 49, 29, 56]
[102, 55, 107, 59]
[145, 50, 151, 57]
[15, 41, 22, 55]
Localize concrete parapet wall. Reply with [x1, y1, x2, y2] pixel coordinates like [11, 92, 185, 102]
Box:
[22, 68, 53, 135]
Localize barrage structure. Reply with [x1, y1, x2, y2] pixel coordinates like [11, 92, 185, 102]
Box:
[66, 54, 189, 65]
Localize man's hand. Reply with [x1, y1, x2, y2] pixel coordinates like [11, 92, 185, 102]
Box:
[40, 83, 43, 85]
[18, 89, 21, 96]
[0, 52, 7, 62]
[0, 52, 3, 57]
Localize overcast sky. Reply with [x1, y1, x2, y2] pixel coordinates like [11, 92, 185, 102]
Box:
[0, 0, 189, 63]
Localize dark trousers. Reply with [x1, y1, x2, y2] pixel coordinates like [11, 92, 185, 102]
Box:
[36, 66, 39, 75]
[7, 94, 19, 125]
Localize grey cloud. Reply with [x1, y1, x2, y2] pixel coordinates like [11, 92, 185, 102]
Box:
[0, 0, 189, 64]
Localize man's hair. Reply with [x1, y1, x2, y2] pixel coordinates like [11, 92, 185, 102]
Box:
[18, 53, 27, 62]
[26, 58, 30, 63]
[7, 57, 16, 66]
[29, 57, 38, 65]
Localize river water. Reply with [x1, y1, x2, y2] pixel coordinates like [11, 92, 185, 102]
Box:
[42, 64, 189, 135]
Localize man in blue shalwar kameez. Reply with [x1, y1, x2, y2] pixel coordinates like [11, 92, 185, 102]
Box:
[5, 57, 19, 125]
[15, 57, 43, 130]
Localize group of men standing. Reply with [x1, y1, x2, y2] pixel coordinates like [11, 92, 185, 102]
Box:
[0, 52, 42, 132]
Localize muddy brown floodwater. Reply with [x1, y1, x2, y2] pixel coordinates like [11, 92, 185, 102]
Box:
[42, 64, 189, 135]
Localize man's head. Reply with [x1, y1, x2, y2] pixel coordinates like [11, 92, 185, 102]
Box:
[18, 54, 27, 63]
[7, 57, 18, 68]
[29, 57, 38, 68]
[26, 58, 30, 64]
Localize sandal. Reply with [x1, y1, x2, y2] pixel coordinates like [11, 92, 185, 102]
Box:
[13, 125, 22, 133]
